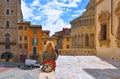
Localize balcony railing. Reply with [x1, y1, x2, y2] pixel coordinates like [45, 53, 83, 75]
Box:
[0, 42, 16, 45]
[58, 48, 96, 56]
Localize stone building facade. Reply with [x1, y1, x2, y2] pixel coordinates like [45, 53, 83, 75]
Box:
[0, 0, 23, 62]
[17, 22, 30, 62]
[53, 28, 72, 49]
[42, 30, 57, 50]
[95, 0, 120, 61]
[27, 25, 42, 61]
[70, 0, 95, 49]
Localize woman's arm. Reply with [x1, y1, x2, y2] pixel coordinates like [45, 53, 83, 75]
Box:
[54, 51, 58, 60]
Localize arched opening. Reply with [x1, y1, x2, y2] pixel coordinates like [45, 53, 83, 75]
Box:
[85, 34, 89, 47]
[5, 33, 10, 49]
[1, 52, 13, 62]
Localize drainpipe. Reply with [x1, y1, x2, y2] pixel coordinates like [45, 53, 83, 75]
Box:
[111, 0, 114, 35]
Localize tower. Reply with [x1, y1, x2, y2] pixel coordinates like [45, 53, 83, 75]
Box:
[0, 0, 23, 62]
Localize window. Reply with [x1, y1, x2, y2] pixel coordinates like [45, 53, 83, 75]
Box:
[24, 26, 27, 30]
[19, 26, 23, 30]
[85, 34, 89, 46]
[80, 20, 81, 26]
[6, 21, 9, 28]
[44, 40, 47, 45]
[33, 47, 37, 55]
[5, 33, 10, 49]
[98, 11, 110, 47]
[6, 9, 10, 15]
[100, 24, 107, 40]
[5, 38, 10, 49]
[33, 28, 37, 34]
[67, 38, 69, 41]
[67, 45, 69, 48]
[90, 19, 92, 25]
[6, 0, 10, 2]
[32, 38, 38, 45]
[24, 44, 27, 49]
[19, 36, 22, 41]
[24, 36, 27, 41]
[19, 45, 22, 49]
[46, 33, 49, 35]
[11, 10, 14, 13]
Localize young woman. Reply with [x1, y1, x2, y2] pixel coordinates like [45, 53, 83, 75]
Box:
[42, 41, 58, 72]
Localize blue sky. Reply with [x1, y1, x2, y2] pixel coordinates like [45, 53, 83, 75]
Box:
[21, 0, 90, 35]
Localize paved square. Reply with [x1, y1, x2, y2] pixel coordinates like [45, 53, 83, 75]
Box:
[0, 56, 120, 79]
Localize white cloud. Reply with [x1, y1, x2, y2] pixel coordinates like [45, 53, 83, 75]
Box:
[21, 0, 83, 35]
[21, 0, 34, 20]
[42, 19, 71, 35]
[74, 9, 86, 14]
[33, 16, 41, 20]
[31, 0, 40, 6]
[49, 0, 81, 8]
[72, 9, 86, 18]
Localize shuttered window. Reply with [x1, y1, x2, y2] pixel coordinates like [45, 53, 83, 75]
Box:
[32, 38, 38, 46]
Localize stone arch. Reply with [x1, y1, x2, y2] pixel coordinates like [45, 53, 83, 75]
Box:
[90, 34, 94, 48]
[85, 34, 89, 47]
[5, 33, 11, 49]
[1, 52, 13, 62]
[78, 34, 80, 47]
[81, 34, 84, 48]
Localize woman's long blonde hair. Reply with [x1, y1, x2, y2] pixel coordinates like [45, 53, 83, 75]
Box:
[44, 41, 55, 54]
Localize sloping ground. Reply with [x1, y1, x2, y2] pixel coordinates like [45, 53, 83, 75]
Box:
[55, 56, 120, 79]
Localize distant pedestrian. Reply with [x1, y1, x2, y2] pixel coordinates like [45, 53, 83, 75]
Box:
[17, 64, 20, 68]
[55, 45, 59, 58]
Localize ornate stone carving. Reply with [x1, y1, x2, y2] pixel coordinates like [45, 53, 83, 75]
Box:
[96, 0, 104, 6]
[115, 1, 120, 15]
[98, 11, 110, 22]
[99, 40, 110, 47]
[98, 11, 110, 47]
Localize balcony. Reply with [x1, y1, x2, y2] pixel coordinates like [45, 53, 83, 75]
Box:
[0, 42, 16, 45]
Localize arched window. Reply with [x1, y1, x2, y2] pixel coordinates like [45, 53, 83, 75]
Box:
[44, 40, 47, 45]
[6, 21, 10, 28]
[6, 0, 10, 2]
[98, 11, 110, 47]
[19, 26, 23, 30]
[5, 33, 10, 49]
[74, 35, 76, 47]
[100, 24, 107, 40]
[85, 34, 89, 46]
[6, 9, 10, 15]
